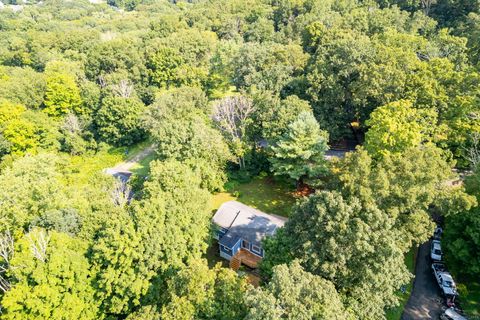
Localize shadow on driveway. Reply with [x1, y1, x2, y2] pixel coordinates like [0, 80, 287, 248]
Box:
[402, 240, 444, 319]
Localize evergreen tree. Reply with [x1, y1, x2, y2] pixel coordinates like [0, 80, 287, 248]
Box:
[269, 111, 329, 185]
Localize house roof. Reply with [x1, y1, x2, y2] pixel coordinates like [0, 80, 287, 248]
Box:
[213, 201, 287, 247]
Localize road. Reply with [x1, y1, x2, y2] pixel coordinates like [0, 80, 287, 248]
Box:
[402, 240, 444, 320]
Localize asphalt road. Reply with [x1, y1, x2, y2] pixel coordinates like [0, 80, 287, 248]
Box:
[402, 240, 444, 320]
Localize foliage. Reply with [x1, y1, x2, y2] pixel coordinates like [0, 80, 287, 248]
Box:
[133, 160, 212, 273]
[95, 95, 146, 146]
[143, 88, 232, 191]
[0, 154, 65, 233]
[252, 94, 313, 143]
[247, 260, 349, 320]
[1, 0, 480, 318]
[269, 111, 329, 183]
[89, 210, 149, 316]
[365, 100, 439, 157]
[43, 72, 83, 117]
[444, 167, 480, 275]
[160, 259, 249, 319]
[262, 191, 410, 319]
[333, 147, 475, 250]
[1, 229, 99, 320]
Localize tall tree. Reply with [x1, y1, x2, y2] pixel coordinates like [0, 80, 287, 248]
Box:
[269, 111, 329, 186]
[1, 229, 99, 320]
[365, 99, 438, 157]
[43, 72, 83, 117]
[334, 147, 475, 250]
[247, 260, 349, 320]
[0, 154, 65, 233]
[89, 210, 149, 316]
[143, 88, 232, 191]
[213, 95, 255, 169]
[95, 95, 145, 146]
[160, 259, 249, 320]
[443, 166, 480, 275]
[262, 191, 409, 319]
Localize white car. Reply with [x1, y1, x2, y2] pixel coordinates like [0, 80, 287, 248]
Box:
[431, 240, 443, 261]
[440, 308, 467, 320]
[434, 226, 443, 240]
[432, 263, 458, 297]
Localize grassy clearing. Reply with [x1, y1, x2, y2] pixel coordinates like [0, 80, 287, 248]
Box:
[64, 147, 124, 185]
[130, 151, 156, 177]
[210, 176, 297, 217]
[385, 248, 416, 320]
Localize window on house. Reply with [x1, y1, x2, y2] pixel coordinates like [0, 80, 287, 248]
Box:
[221, 245, 232, 255]
[242, 240, 250, 249]
[251, 245, 261, 255]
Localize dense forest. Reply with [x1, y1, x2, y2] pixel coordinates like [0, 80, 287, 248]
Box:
[0, 0, 479, 319]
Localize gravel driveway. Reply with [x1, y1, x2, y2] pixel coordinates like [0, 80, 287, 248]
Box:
[402, 240, 444, 320]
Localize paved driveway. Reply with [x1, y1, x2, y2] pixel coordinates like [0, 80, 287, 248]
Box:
[402, 240, 444, 320]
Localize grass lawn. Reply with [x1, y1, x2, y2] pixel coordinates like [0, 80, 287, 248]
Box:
[456, 276, 480, 318]
[210, 176, 297, 217]
[385, 248, 416, 320]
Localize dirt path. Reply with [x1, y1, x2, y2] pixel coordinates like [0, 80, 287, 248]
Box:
[109, 145, 156, 173]
[402, 240, 444, 320]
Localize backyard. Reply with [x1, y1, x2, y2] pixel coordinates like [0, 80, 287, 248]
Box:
[210, 175, 297, 217]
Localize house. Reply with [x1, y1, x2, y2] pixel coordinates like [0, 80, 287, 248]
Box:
[212, 201, 287, 269]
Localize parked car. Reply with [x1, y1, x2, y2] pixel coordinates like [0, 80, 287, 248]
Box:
[431, 240, 443, 261]
[434, 226, 443, 240]
[440, 307, 467, 320]
[432, 263, 458, 297]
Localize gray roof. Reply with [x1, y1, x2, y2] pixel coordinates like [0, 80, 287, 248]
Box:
[213, 201, 287, 247]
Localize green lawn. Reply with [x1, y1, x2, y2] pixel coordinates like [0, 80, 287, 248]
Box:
[456, 276, 480, 317]
[210, 176, 297, 217]
[385, 248, 416, 320]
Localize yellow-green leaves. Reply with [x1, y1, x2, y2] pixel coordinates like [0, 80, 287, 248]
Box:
[365, 99, 438, 157]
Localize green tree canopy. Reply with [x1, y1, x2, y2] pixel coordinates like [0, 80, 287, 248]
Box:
[365, 99, 439, 157]
[269, 111, 329, 184]
[262, 191, 409, 319]
[247, 260, 349, 320]
[160, 259, 249, 320]
[143, 88, 232, 191]
[43, 72, 83, 117]
[1, 229, 99, 320]
[95, 95, 145, 146]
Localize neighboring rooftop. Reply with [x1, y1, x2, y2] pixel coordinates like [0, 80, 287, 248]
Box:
[212, 201, 287, 246]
